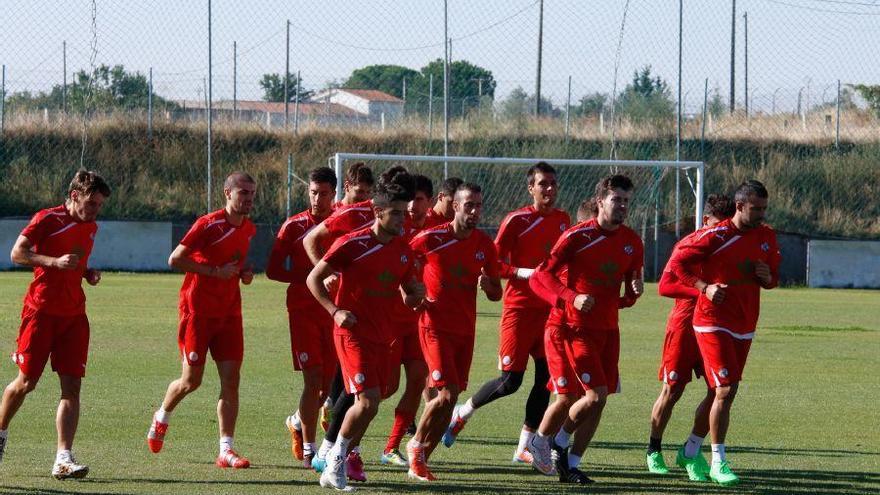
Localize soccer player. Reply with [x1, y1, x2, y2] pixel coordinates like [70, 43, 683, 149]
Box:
[380, 174, 434, 467]
[307, 172, 425, 491]
[333, 162, 374, 210]
[423, 177, 463, 228]
[528, 174, 645, 484]
[667, 180, 780, 486]
[266, 167, 337, 468]
[147, 172, 257, 469]
[443, 163, 570, 464]
[645, 194, 735, 481]
[406, 183, 503, 482]
[0, 170, 110, 479]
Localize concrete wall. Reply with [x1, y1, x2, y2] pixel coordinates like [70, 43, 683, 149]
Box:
[1, 219, 172, 271]
[808, 240, 880, 288]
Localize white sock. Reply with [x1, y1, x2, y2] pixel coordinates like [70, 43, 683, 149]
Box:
[318, 438, 334, 457]
[329, 435, 350, 460]
[220, 436, 234, 454]
[684, 433, 704, 458]
[55, 449, 71, 463]
[554, 427, 572, 449]
[568, 453, 582, 468]
[304, 442, 316, 457]
[517, 428, 533, 453]
[458, 398, 476, 421]
[291, 410, 302, 430]
[408, 437, 424, 449]
[155, 407, 171, 424]
[711, 443, 726, 464]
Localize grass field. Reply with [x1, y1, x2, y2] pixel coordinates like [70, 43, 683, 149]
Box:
[0, 272, 877, 495]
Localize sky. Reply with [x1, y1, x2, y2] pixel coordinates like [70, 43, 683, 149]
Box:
[2, 0, 879, 113]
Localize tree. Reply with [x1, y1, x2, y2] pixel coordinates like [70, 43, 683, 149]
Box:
[343, 64, 419, 99]
[499, 86, 529, 119]
[575, 92, 608, 118]
[708, 86, 726, 118]
[6, 64, 175, 113]
[406, 59, 496, 117]
[616, 65, 674, 123]
[849, 84, 878, 115]
[259, 73, 313, 102]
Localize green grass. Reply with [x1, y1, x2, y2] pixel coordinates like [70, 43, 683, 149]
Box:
[0, 272, 877, 494]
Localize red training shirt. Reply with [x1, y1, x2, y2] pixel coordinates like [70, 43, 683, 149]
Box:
[267, 209, 327, 313]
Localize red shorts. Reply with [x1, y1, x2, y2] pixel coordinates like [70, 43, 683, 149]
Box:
[658, 314, 703, 387]
[13, 306, 89, 379]
[390, 324, 424, 365]
[567, 326, 621, 394]
[177, 312, 244, 365]
[695, 329, 752, 388]
[497, 306, 549, 372]
[289, 311, 336, 390]
[420, 327, 474, 391]
[334, 331, 394, 396]
[544, 323, 579, 395]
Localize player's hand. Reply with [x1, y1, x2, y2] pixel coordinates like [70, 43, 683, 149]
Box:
[631, 273, 644, 298]
[214, 262, 240, 279]
[323, 273, 340, 293]
[478, 274, 491, 293]
[84, 268, 101, 286]
[333, 308, 357, 329]
[754, 260, 772, 286]
[573, 293, 595, 312]
[515, 268, 535, 280]
[240, 263, 254, 285]
[705, 283, 728, 304]
[54, 253, 80, 270]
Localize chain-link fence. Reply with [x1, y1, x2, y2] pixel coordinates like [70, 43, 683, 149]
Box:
[1, 0, 878, 240]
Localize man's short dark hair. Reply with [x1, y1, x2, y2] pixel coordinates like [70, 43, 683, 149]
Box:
[373, 170, 415, 207]
[455, 182, 482, 199]
[439, 177, 464, 197]
[527, 162, 556, 185]
[309, 166, 337, 186]
[413, 174, 434, 197]
[68, 169, 111, 197]
[594, 174, 634, 200]
[705, 194, 735, 219]
[734, 179, 768, 203]
[380, 165, 409, 185]
[345, 162, 374, 186]
[224, 171, 255, 190]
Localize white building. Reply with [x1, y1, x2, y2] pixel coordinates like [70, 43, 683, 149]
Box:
[310, 88, 404, 123]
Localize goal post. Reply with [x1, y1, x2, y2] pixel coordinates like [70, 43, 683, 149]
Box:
[331, 152, 705, 232]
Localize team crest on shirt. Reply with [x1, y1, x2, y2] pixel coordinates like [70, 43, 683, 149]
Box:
[401, 254, 408, 264]
[761, 242, 770, 252]
[475, 251, 485, 261]
[624, 244, 634, 255]
[559, 223, 566, 231]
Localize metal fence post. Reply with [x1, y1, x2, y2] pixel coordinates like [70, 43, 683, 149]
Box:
[564, 75, 571, 140]
[285, 20, 290, 131]
[287, 154, 293, 218]
[1, 64, 5, 135]
[428, 73, 434, 140]
[207, 0, 213, 212]
[63, 41, 68, 114]
[835, 79, 841, 150]
[233, 41, 237, 120]
[675, 0, 683, 238]
[148, 67, 153, 140]
[294, 70, 301, 134]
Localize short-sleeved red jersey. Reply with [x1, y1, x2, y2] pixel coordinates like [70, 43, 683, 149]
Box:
[422, 208, 449, 230]
[670, 218, 781, 337]
[410, 223, 500, 335]
[535, 218, 644, 331]
[324, 227, 416, 344]
[495, 206, 570, 308]
[324, 200, 375, 242]
[20, 205, 97, 316]
[178, 209, 256, 317]
[267, 209, 326, 311]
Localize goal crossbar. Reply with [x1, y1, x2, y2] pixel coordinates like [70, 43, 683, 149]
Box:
[331, 152, 705, 230]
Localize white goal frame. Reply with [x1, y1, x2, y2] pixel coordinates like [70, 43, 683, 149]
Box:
[331, 153, 705, 231]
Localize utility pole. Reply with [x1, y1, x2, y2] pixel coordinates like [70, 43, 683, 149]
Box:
[233, 41, 237, 118]
[62, 41, 67, 114]
[743, 11, 749, 118]
[285, 20, 290, 130]
[729, 0, 736, 113]
[207, 0, 213, 212]
[443, 0, 449, 177]
[534, 0, 544, 116]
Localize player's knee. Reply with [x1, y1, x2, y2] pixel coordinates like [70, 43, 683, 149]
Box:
[663, 383, 685, 402]
[180, 376, 202, 393]
[714, 384, 738, 402]
[499, 371, 524, 396]
[13, 375, 39, 394]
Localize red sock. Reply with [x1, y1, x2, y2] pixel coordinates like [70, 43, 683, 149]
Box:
[385, 407, 416, 453]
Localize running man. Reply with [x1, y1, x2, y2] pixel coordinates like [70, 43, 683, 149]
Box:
[667, 180, 780, 486]
[147, 172, 257, 469]
[307, 171, 425, 491]
[444, 163, 570, 465]
[406, 183, 503, 482]
[0, 170, 110, 479]
[266, 167, 338, 468]
[645, 194, 735, 481]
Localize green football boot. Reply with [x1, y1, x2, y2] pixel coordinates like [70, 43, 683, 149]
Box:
[675, 446, 710, 482]
[710, 460, 740, 486]
[646, 451, 670, 475]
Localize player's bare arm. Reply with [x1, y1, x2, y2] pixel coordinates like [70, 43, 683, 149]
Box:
[306, 259, 356, 328]
[302, 222, 330, 265]
[10, 235, 79, 270]
[168, 244, 239, 279]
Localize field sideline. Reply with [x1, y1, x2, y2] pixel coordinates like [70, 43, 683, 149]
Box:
[0, 272, 877, 495]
